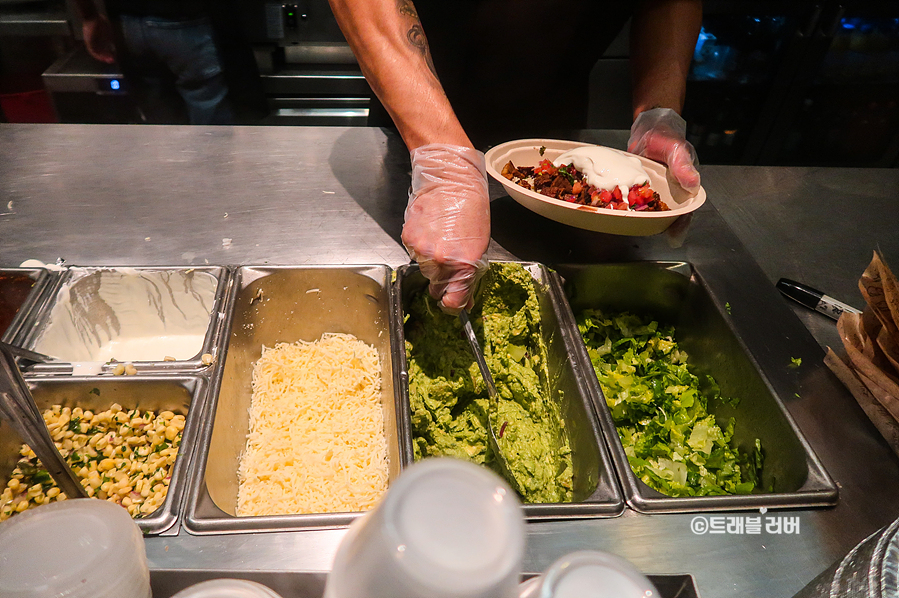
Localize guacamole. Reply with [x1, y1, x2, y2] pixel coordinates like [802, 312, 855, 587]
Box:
[405, 262, 573, 504]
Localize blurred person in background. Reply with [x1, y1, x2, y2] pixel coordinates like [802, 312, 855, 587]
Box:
[74, 0, 264, 124]
[328, 0, 703, 313]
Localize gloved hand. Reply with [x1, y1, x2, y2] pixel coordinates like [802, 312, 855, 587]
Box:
[402, 144, 490, 314]
[627, 108, 701, 194]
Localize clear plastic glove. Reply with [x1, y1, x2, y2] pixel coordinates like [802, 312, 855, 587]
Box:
[627, 108, 701, 195]
[402, 144, 490, 314]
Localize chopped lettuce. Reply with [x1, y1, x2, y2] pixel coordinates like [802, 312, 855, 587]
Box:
[578, 309, 764, 497]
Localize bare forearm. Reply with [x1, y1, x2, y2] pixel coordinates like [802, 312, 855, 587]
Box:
[328, 0, 471, 150]
[630, 0, 702, 119]
[72, 0, 99, 19]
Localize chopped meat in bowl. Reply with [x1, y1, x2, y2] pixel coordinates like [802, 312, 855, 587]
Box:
[501, 158, 670, 212]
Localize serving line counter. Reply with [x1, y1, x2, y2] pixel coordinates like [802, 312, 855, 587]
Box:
[1, 124, 898, 598]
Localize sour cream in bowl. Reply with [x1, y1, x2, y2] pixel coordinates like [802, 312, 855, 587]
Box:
[552, 146, 650, 207]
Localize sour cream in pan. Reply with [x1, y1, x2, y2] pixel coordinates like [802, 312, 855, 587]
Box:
[33, 268, 216, 363]
[553, 147, 649, 205]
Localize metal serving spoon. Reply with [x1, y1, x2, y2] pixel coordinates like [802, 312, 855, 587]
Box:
[458, 309, 524, 496]
[0, 345, 88, 499]
[0, 341, 56, 366]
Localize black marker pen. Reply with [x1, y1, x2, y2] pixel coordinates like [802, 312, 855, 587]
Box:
[776, 278, 862, 321]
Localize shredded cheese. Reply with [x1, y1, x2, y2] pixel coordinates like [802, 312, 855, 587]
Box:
[236, 333, 388, 516]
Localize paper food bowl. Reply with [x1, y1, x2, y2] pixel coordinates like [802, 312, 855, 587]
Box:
[485, 139, 706, 237]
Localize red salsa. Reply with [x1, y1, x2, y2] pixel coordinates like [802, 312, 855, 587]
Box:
[501, 159, 670, 212]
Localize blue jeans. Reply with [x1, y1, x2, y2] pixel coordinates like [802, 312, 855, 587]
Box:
[118, 15, 233, 124]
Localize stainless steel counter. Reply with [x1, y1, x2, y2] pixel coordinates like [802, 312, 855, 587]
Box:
[2, 123, 899, 597]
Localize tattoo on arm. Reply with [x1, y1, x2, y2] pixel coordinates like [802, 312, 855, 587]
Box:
[407, 24, 426, 52]
[397, 0, 438, 78]
[397, 0, 417, 19]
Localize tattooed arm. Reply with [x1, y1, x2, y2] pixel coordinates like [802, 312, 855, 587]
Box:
[328, 0, 490, 313]
[327, 0, 472, 150]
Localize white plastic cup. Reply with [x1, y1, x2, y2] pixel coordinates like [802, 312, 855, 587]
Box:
[324, 458, 526, 598]
[171, 579, 285, 598]
[0, 498, 151, 598]
[518, 551, 658, 598]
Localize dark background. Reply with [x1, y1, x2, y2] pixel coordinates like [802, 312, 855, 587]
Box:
[1, 0, 896, 167]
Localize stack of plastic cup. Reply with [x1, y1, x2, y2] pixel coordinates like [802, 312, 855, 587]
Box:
[791, 515, 899, 598]
[0, 498, 151, 598]
[324, 458, 526, 598]
[518, 551, 658, 598]
[171, 579, 285, 598]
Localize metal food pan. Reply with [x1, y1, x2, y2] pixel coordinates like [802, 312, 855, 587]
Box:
[0, 266, 55, 343]
[394, 262, 624, 519]
[550, 261, 838, 513]
[17, 266, 231, 374]
[182, 265, 403, 534]
[0, 375, 208, 535]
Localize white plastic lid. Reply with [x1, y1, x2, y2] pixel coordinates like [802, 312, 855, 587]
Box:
[383, 458, 526, 596]
[535, 551, 657, 598]
[0, 499, 150, 598]
[170, 579, 285, 598]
